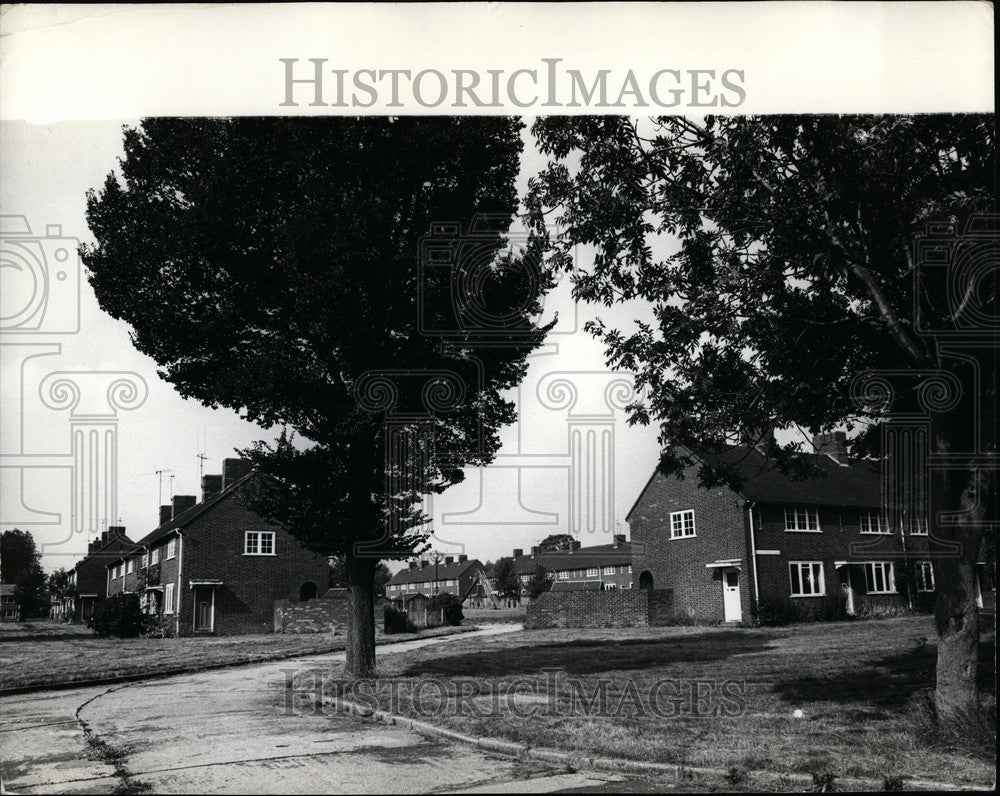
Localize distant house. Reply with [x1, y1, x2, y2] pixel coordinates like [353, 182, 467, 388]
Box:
[106, 458, 329, 635]
[507, 536, 634, 599]
[385, 555, 489, 608]
[64, 526, 138, 623]
[1, 584, 20, 621]
[627, 435, 995, 624]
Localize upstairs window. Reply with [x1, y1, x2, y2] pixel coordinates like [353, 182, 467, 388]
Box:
[911, 518, 929, 536]
[126, 559, 134, 574]
[166, 538, 177, 559]
[151, 547, 161, 565]
[557, 570, 569, 580]
[602, 566, 615, 575]
[669, 509, 696, 539]
[244, 531, 276, 556]
[586, 568, 599, 577]
[860, 511, 889, 534]
[784, 507, 820, 532]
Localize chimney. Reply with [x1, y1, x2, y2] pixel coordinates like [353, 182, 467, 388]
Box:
[108, 525, 126, 539]
[408, 561, 419, 570]
[159, 505, 172, 526]
[444, 556, 454, 565]
[421, 560, 430, 569]
[101, 531, 109, 545]
[613, 533, 626, 548]
[201, 474, 223, 503]
[172, 494, 197, 518]
[740, 425, 775, 450]
[571, 540, 581, 551]
[513, 548, 523, 559]
[813, 431, 849, 465]
[530, 545, 540, 557]
[458, 554, 468, 563]
[222, 457, 253, 490]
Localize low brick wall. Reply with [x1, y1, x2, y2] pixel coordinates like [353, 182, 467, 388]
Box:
[274, 594, 349, 634]
[525, 589, 675, 629]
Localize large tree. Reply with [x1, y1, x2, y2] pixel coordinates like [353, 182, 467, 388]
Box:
[1, 528, 47, 618]
[525, 115, 995, 730]
[83, 117, 551, 676]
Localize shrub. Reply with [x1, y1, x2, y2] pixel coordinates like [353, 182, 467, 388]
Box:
[90, 593, 147, 638]
[383, 605, 415, 634]
[427, 593, 463, 626]
[754, 594, 849, 626]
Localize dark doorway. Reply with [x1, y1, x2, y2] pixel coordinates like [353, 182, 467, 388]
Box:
[638, 570, 654, 590]
[299, 581, 318, 601]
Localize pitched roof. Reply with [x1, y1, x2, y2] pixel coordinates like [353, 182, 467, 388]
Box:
[510, 542, 633, 576]
[626, 445, 883, 521]
[102, 473, 258, 567]
[76, 534, 140, 571]
[550, 579, 603, 592]
[388, 558, 483, 586]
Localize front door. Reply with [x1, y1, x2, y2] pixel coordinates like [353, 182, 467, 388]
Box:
[723, 570, 742, 622]
[193, 587, 214, 632]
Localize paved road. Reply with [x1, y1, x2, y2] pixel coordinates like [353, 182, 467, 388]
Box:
[1, 625, 626, 794]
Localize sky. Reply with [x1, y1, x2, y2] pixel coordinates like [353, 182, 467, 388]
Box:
[0, 118, 665, 573]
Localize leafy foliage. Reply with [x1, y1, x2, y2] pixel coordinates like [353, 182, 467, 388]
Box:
[427, 593, 464, 626]
[526, 564, 552, 599]
[1, 529, 48, 618]
[383, 604, 415, 635]
[491, 557, 522, 601]
[90, 593, 147, 638]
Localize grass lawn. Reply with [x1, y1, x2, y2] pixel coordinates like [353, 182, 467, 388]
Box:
[0, 619, 472, 692]
[307, 614, 996, 787]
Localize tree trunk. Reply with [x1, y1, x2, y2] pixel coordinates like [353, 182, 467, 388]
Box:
[345, 551, 378, 678]
[930, 432, 989, 731]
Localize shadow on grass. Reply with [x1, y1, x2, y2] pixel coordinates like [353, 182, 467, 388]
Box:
[401, 630, 777, 677]
[773, 632, 996, 707]
[0, 632, 96, 643]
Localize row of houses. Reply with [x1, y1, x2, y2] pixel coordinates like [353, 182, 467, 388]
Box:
[62, 458, 329, 635]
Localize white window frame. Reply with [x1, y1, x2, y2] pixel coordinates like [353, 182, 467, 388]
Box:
[602, 566, 615, 575]
[860, 511, 889, 535]
[916, 561, 935, 593]
[669, 509, 696, 539]
[126, 559, 134, 574]
[784, 507, 821, 533]
[911, 518, 928, 536]
[789, 561, 825, 597]
[586, 567, 599, 577]
[164, 582, 175, 614]
[864, 562, 897, 595]
[557, 570, 569, 580]
[603, 583, 618, 591]
[244, 531, 277, 556]
[151, 546, 161, 565]
[166, 537, 177, 559]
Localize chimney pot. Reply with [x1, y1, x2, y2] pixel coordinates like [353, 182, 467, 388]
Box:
[201, 474, 223, 503]
[172, 494, 197, 518]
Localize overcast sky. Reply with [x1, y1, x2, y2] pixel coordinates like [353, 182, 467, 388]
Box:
[0, 118, 668, 572]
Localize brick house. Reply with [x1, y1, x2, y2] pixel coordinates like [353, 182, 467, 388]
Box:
[507, 536, 634, 599]
[385, 555, 490, 607]
[106, 458, 329, 636]
[626, 435, 991, 624]
[1, 584, 20, 621]
[64, 526, 138, 623]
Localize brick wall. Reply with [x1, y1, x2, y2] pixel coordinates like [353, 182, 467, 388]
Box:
[629, 466, 750, 622]
[524, 589, 676, 629]
[274, 595, 349, 633]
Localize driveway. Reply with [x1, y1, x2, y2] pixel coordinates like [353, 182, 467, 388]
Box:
[1, 626, 626, 794]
